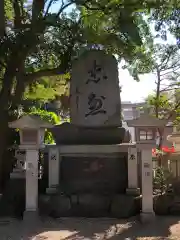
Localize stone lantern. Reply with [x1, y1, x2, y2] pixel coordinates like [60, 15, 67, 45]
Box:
[9, 115, 53, 221]
[126, 114, 167, 145]
[127, 113, 167, 223]
[9, 115, 53, 148]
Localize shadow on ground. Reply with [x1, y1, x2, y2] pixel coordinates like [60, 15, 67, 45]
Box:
[0, 216, 179, 240]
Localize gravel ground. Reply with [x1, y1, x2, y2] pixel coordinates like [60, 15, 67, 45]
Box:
[0, 216, 180, 240]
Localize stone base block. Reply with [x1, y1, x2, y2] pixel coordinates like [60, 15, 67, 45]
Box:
[140, 211, 155, 223]
[39, 193, 142, 218]
[77, 194, 110, 217]
[153, 194, 173, 215]
[51, 123, 128, 145]
[39, 194, 71, 218]
[10, 170, 25, 179]
[46, 187, 58, 194]
[49, 195, 71, 217]
[126, 188, 140, 196]
[110, 194, 141, 218]
[23, 210, 40, 224]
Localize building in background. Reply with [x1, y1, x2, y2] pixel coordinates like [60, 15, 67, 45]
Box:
[122, 101, 173, 146]
[122, 101, 145, 121]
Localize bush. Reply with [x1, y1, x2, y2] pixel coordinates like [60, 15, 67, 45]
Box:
[153, 167, 173, 195]
[28, 107, 61, 144]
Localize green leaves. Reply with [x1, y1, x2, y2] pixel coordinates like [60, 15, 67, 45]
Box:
[153, 166, 173, 195]
[147, 93, 171, 111]
[24, 74, 69, 102]
[28, 108, 61, 143]
[118, 9, 142, 46]
[1, 0, 180, 113]
[28, 108, 60, 124]
[78, 1, 155, 80]
[149, 1, 180, 42]
[4, 0, 13, 21]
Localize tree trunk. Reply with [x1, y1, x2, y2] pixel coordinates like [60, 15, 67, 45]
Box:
[0, 0, 5, 36]
[155, 68, 161, 119]
[155, 68, 163, 167]
[0, 107, 21, 192]
[0, 111, 10, 192]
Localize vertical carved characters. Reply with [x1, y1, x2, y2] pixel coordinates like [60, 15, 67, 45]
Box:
[86, 60, 108, 84]
[85, 93, 106, 117]
[85, 60, 107, 118]
[71, 51, 121, 127]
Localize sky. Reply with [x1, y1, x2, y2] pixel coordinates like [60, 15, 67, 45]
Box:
[49, 1, 176, 103]
[119, 67, 156, 103]
[120, 32, 176, 103]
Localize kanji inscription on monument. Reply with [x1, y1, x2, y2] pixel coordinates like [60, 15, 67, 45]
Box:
[70, 50, 121, 127]
[85, 93, 106, 117]
[86, 60, 108, 84]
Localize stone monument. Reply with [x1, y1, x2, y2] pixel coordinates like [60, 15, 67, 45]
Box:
[42, 50, 141, 218]
[70, 50, 121, 127]
[52, 50, 129, 144]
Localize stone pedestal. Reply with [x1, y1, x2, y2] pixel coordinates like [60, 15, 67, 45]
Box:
[10, 169, 25, 179]
[140, 148, 155, 222]
[24, 149, 39, 220]
[140, 211, 155, 223]
[46, 147, 60, 194]
[126, 146, 140, 196]
[23, 210, 40, 224]
[40, 143, 142, 218]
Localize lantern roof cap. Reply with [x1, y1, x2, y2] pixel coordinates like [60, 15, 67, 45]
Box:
[8, 115, 54, 129]
[126, 113, 167, 127]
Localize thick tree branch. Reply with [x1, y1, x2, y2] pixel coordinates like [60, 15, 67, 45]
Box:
[0, 26, 43, 108]
[32, 0, 45, 24]
[0, 63, 16, 110]
[0, 0, 5, 36]
[159, 50, 173, 71]
[25, 45, 73, 82]
[13, 0, 22, 29]
[25, 66, 67, 81]
[167, 101, 180, 120]
[155, 67, 161, 118]
[11, 65, 26, 107]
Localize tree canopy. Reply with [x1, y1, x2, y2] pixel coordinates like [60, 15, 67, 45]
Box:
[0, 0, 179, 130]
[0, 0, 180, 189]
[0, 0, 179, 113]
[0, 0, 179, 114]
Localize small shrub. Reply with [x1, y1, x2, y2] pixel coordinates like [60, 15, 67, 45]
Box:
[27, 107, 61, 144]
[153, 167, 173, 195]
